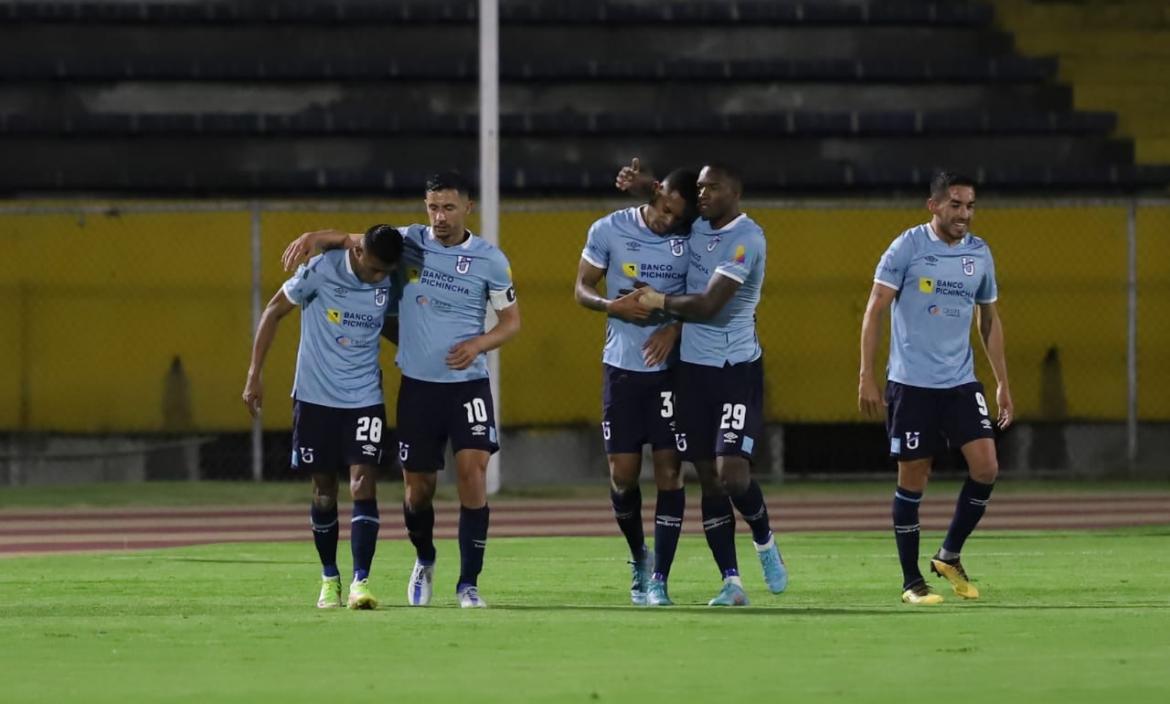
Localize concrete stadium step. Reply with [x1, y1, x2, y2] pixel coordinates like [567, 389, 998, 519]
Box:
[1057, 56, 1170, 84]
[1137, 138, 1170, 163]
[1013, 29, 1170, 58]
[993, 0, 1170, 30]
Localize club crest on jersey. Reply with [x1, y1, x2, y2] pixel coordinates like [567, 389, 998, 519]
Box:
[962, 257, 976, 276]
[456, 256, 472, 275]
[670, 239, 686, 257]
[374, 288, 388, 306]
[707, 236, 721, 252]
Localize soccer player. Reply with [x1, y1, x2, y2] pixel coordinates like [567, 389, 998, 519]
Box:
[244, 224, 403, 610]
[574, 168, 698, 606]
[626, 163, 788, 607]
[858, 171, 1013, 605]
[282, 172, 521, 608]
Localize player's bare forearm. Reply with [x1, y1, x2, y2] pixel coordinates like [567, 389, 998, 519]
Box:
[978, 304, 1010, 388]
[574, 260, 610, 313]
[859, 284, 895, 381]
[651, 275, 739, 321]
[477, 303, 522, 353]
[248, 290, 296, 378]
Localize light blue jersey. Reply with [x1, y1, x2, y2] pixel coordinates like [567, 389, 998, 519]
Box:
[396, 225, 515, 383]
[874, 222, 998, 389]
[582, 206, 690, 372]
[281, 249, 394, 408]
[679, 213, 766, 367]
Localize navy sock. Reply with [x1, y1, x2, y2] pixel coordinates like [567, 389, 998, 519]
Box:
[310, 503, 339, 578]
[350, 499, 380, 582]
[403, 502, 436, 564]
[457, 505, 490, 588]
[942, 478, 995, 556]
[652, 487, 685, 581]
[610, 485, 646, 561]
[893, 487, 924, 589]
[730, 480, 772, 545]
[701, 494, 739, 578]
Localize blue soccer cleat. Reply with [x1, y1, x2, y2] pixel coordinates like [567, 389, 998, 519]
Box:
[629, 549, 653, 606]
[755, 534, 789, 594]
[707, 578, 750, 607]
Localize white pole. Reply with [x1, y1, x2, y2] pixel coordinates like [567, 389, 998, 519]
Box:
[250, 202, 264, 482]
[1126, 199, 1138, 470]
[480, 0, 502, 495]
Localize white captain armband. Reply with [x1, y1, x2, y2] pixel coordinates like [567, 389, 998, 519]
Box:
[489, 286, 517, 311]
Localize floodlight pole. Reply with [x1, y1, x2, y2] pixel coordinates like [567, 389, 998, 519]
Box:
[480, 0, 502, 495]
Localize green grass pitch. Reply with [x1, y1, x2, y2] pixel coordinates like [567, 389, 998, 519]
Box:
[3, 529, 1169, 703]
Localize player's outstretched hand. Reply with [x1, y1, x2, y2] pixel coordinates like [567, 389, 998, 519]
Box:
[996, 384, 1014, 430]
[446, 339, 483, 370]
[858, 377, 885, 417]
[608, 288, 651, 322]
[642, 324, 680, 367]
[243, 376, 263, 418]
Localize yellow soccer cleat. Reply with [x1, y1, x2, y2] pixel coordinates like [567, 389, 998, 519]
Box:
[347, 578, 378, 610]
[317, 575, 343, 609]
[901, 580, 944, 605]
[931, 556, 980, 600]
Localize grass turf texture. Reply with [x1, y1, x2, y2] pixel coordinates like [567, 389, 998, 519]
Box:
[2, 530, 1168, 703]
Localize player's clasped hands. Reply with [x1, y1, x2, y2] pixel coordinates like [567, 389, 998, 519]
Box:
[607, 287, 651, 322]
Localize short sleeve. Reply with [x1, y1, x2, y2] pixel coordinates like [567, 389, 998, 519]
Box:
[487, 250, 517, 311]
[976, 248, 998, 303]
[281, 255, 324, 306]
[581, 220, 609, 270]
[874, 234, 914, 291]
[714, 234, 762, 284]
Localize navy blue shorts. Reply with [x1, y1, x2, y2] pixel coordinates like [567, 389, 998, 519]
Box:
[396, 375, 499, 472]
[601, 364, 678, 455]
[291, 400, 389, 473]
[886, 381, 996, 460]
[675, 359, 764, 462]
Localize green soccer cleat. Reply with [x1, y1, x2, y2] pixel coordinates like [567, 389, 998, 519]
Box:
[347, 578, 378, 610]
[707, 578, 749, 607]
[317, 575, 343, 609]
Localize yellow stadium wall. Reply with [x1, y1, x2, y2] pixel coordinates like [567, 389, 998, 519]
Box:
[1, 202, 1166, 432]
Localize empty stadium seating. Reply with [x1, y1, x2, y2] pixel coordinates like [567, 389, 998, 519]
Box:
[0, 0, 1166, 194]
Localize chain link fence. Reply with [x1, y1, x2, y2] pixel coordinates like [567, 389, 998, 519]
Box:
[1, 198, 1166, 485]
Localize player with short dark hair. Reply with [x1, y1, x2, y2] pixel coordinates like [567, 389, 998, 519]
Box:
[282, 172, 521, 609]
[574, 166, 698, 606]
[621, 161, 789, 607]
[859, 171, 1013, 605]
[244, 223, 402, 610]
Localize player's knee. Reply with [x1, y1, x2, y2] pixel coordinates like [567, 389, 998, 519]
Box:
[312, 493, 337, 511]
[403, 480, 435, 511]
[719, 473, 750, 497]
[349, 473, 376, 501]
[971, 461, 998, 484]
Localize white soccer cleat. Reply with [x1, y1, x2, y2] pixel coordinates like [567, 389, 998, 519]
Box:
[407, 559, 434, 606]
[457, 584, 487, 608]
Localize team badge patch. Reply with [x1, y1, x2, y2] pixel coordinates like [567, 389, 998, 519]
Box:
[962, 257, 976, 276]
[670, 239, 686, 257]
[456, 256, 472, 275]
[707, 236, 721, 252]
[734, 244, 746, 264]
[374, 288, 388, 306]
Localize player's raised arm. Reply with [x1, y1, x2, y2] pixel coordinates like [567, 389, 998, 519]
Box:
[243, 288, 297, 417]
[858, 282, 896, 417]
[977, 302, 1013, 429]
[281, 229, 362, 271]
